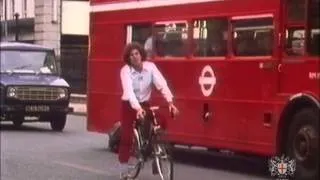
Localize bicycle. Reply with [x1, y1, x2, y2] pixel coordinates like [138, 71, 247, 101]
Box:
[126, 105, 174, 180]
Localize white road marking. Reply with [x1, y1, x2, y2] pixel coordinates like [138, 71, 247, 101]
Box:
[52, 160, 114, 175]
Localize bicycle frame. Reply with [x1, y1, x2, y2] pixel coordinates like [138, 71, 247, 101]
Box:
[134, 106, 162, 161]
[129, 105, 174, 180]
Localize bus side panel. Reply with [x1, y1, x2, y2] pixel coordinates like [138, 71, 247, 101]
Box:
[90, 0, 120, 5]
[88, 0, 281, 155]
[148, 61, 207, 141]
[92, 0, 278, 24]
[279, 59, 320, 97]
[87, 93, 122, 133]
[88, 19, 125, 132]
[90, 22, 125, 60]
[153, 60, 277, 155]
[87, 61, 123, 133]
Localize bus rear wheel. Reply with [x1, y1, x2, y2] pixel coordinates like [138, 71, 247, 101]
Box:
[286, 108, 319, 180]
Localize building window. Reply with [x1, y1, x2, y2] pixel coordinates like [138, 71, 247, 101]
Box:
[23, 0, 27, 18]
[193, 18, 228, 57]
[10, 0, 15, 19]
[52, 0, 58, 22]
[232, 17, 274, 56]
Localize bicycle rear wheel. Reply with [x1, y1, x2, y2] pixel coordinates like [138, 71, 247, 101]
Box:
[127, 128, 143, 179]
[154, 143, 174, 180]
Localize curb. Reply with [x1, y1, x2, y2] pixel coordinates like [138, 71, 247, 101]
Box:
[70, 94, 87, 104]
[69, 101, 87, 115]
[69, 111, 87, 116]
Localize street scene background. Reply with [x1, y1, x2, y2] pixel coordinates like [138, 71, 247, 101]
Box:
[2, 0, 316, 180]
[1, 115, 272, 180]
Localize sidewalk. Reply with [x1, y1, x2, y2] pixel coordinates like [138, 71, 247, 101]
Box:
[69, 102, 87, 115]
[69, 94, 87, 115]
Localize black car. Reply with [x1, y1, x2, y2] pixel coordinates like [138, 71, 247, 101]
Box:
[0, 42, 73, 131]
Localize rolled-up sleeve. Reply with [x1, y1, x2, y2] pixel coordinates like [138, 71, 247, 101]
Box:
[120, 67, 141, 110]
[151, 63, 173, 103]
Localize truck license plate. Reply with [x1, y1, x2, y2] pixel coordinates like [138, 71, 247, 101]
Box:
[25, 105, 50, 112]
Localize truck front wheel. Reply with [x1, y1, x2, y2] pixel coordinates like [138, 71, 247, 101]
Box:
[286, 108, 319, 180]
[50, 113, 67, 132]
[12, 115, 24, 128]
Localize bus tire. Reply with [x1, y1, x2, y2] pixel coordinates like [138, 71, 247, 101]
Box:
[286, 108, 319, 180]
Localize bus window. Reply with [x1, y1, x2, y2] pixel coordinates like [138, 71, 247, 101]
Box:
[133, 24, 152, 45]
[232, 18, 274, 56]
[286, 28, 305, 56]
[192, 18, 228, 57]
[307, 0, 319, 56]
[287, 0, 306, 23]
[127, 24, 152, 57]
[153, 21, 188, 57]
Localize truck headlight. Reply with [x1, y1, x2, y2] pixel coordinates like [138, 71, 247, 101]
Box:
[0, 85, 5, 99]
[7, 87, 17, 98]
[58, 88, 68, 99]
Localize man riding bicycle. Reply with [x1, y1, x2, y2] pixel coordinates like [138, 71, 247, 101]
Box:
[119, 42, 179, 179]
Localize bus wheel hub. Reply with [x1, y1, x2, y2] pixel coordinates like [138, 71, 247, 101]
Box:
[294, 126, 316, 164]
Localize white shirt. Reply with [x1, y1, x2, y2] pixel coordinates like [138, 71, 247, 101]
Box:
[120, 61, 173, 110]
[144, 37, 153, 51]
[144, 37, 153, 58]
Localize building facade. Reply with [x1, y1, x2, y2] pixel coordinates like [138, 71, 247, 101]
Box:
[1, 0, 61, 55]
[0, 0, 89, 94]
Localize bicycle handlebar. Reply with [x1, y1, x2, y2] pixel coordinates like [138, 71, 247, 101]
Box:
[137, 105, 175, 121]
[150, 105, 175, 118]
[149, 106, 160, 111]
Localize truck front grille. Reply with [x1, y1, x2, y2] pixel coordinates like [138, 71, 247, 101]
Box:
[15, 86, 63, 101]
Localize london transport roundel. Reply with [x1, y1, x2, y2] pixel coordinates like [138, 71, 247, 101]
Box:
[198, 65, 216, 97]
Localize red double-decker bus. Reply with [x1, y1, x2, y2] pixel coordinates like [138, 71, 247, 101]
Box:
[88, 0, 319, 179]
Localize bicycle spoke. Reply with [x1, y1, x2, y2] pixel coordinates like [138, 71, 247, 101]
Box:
[154, 144, 173, 180]
[127, 128, 143, 179]
[156, 157, 165, 180]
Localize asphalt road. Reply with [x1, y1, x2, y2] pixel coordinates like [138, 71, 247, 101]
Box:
[0, 115, 272, 180]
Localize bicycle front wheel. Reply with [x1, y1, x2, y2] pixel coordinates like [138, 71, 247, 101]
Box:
[127, 128, 143, 179]
[154, 143, 174, 180]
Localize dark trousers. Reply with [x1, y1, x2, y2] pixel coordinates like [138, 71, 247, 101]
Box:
[118, 101, 151, 163]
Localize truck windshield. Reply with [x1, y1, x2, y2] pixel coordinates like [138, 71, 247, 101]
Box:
[0, 50, 58, 74]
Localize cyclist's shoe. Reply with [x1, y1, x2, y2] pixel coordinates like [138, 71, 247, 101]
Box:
[120, 173, 137, 180]
[119, 163, 135, 180]
[120, 172, 128, 180]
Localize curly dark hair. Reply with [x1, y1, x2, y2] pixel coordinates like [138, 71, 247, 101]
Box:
[123, 42, 147, 65]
